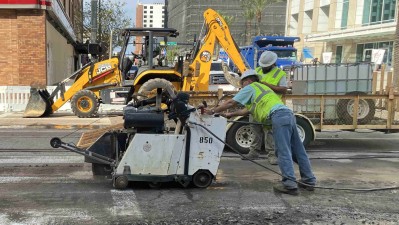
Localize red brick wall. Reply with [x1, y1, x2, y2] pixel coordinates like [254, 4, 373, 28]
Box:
[0, 9, 46, 86]
[135, 5, 143, 54]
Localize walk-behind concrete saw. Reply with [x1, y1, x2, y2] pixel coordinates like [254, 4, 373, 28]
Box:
[50, 90, 227, 189]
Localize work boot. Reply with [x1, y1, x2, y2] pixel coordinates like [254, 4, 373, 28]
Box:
[241, 151, 260, 160]
[267, 153, 278, 165]
[273, 184, 299, 196]
[298, 182, 315, 191]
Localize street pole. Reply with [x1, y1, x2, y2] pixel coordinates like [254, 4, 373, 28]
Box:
[164, 0, 168, 65]
[109, 29, 113, 59]
[90, 0, 98, 44]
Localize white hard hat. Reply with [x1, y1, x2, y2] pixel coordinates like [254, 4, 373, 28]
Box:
[258, 51, 278, 67]
[240, 69, 258, 81]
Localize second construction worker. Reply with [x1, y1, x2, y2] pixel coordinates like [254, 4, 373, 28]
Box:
[243, 51, 288, 164]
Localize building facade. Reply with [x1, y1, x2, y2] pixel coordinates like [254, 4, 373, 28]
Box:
[0, 0, 83, 86]
[134, 2, 165, 54]
[287, 0, 397, 67]
[167, 0, 287, 47]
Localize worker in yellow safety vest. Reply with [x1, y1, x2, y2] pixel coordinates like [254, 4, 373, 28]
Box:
[205, 69, 316, 195]
[246, 51, 288, 164]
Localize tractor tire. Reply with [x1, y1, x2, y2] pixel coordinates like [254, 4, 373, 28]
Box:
[71, 90, 99, 118]
[295, 116, 314, 147]
[336, 91, 375, 124]
[137, 78, 175, 100]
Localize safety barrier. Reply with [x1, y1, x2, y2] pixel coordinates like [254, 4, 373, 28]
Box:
[0, 86, 124, 113]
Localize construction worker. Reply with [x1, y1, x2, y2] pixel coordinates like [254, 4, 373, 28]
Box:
[205, 69, 316, 195]
[243, 51, 288, 164]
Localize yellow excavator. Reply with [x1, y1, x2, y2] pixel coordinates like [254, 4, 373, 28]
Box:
[23, 8, 247, 118]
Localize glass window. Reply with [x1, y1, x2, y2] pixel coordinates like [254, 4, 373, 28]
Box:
[356, 44, 364, 62]
[144, 11, 147, 14]
[150, 24, 153, 27]
[144, 20, 147, 23]
[150, 11, 153, 14]
[336, 46, 343, 63]
[355, 41, 393, 65]
[150, 6, 153, 9]
[363, 0, 396, 25]
[341, 0, 349, 28]
[150, 15, 153, 18]
[211, 62, 222, 71]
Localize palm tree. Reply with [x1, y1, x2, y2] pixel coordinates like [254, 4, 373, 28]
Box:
[218, 11, 235, 26]
[241, 0, 255, 45]
[251, 0, 282, 36]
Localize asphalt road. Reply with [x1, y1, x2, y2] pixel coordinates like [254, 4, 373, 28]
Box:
[0, 123, 399, 224]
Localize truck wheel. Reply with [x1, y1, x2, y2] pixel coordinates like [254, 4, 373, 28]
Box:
[71, 90, 99, 118]
[295, 116, 313, 147]
[336, 91, 375, 124]
[138, 78, 175, 100]
[226, 117, 252, 154]
[92, 163, 112, 176]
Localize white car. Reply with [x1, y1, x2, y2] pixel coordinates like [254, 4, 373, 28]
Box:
[208, 61, 240, 92]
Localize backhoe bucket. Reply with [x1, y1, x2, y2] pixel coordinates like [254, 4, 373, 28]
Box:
[23, 88, 53, 117]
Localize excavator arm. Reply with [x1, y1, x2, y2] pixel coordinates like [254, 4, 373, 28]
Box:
[182, 8, 248, 91]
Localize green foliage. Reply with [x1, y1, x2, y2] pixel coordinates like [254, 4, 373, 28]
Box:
[165, 46, 182, 65]
[83, 0, 132, 59]
[241, 0, 282, 36]
[217, 10, 235, 26]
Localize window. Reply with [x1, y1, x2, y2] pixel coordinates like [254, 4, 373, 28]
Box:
[150, 20, 153, 23]
[144, 15, 147, 18]
[150, 6, 153, 9]
[149, 24, 153, 27]
[150, 15, 153, 18]
[341, 0, 349, 28]
[144, 24, 147, 27]
[144, 11, 147, 14]
[150, 11, 153, 14]
[144, 20, 147, 23]
[363, 0, 396, 25]
[336, 46, 343, 63]
[144, 6, 147, 9]
[356, 41, 394, 65]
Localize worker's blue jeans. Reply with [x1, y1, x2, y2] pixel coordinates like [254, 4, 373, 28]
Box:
[270, 108, 316, 189]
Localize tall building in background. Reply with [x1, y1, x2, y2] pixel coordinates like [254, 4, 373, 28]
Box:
[135, 2, 165, 54]
[287, 0, 396, 67]
[167, 0, 287, 48]
[0, 0, 84, 86]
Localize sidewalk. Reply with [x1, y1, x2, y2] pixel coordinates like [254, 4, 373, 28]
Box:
[0, 111, 124, 129]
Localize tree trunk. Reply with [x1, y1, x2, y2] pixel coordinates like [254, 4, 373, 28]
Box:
[256, 13, 261, 36]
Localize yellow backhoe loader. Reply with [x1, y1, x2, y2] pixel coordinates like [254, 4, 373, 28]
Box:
[23, 9, 248, 118]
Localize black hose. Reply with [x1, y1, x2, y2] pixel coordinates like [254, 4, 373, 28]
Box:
[189, 121, 399, 192]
